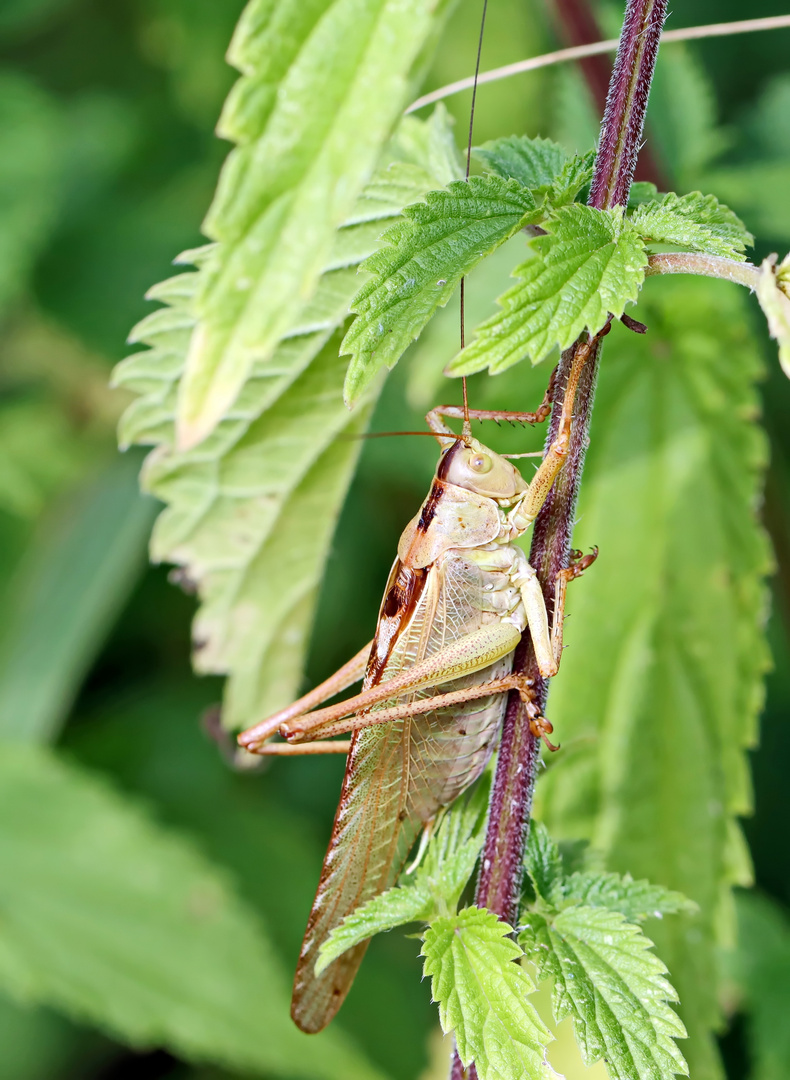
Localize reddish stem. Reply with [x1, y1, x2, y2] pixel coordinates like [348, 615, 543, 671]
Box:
[551, 0, 668, 189]
[450, 1, 668, 1075]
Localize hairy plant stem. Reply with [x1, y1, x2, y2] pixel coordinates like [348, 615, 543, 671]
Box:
[646, 250, 760, 289]
[450, 2, 668, 1076]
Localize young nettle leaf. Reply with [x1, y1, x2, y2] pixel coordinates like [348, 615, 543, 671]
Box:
[472, 134, 569, 192]
[316, 776, 490, 972]
[631, 190, 753, 259]
[342, 175, 538, 404]
[315, 886, 433, 976]
[524, 821, 564, 904]
[423, 907, 553, 1080]
[524, 822, 695, 922]
[449, 205, 647, 376]
[547, 149, 596, 207]
[520, 907, 689, 1080]
[557, 872, 697, 923]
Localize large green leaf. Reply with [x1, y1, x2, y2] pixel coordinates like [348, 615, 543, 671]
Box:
[448, 205, 647, 376]
[536, 275, 771, 1080]
[520, 906, 688, 1080]
[728, 891, 790, 1080]
[0, 456, 154, 743]
[114, 110, 460, 731]
[422, 906, 552, 1080]
[0, 743, 386, 1080]
[0, 71, 61, 313]
[175, 0, 451, 448]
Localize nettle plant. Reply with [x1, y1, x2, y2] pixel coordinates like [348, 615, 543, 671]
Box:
[115, 1, 789, 1078]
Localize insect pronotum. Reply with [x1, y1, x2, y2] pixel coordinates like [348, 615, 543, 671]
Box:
[238, 335, 599, 1034]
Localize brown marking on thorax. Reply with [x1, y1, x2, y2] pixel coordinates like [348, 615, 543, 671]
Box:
[365, 560, 428, 688]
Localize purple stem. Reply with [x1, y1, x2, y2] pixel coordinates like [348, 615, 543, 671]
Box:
[450, 1, 668, 1075]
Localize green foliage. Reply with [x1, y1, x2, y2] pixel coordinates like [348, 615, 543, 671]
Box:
[520, 906, 688, 1080]
[175, 0, 452, 448]
[537, 275, 771, 1080]
[342, 140, 599, 399]
[472, 134, 569, 192]
[649, 44, 729, 191]
[342, 175, 534, 403]
[449, 205, 647, 375]
[422, 906, 551, 1080]
[556, 873, 696, 923]
[524, 823, 695, 922]
[0, 72, 61, 315]
[0, 743, 385, 1080]
[631, 191, 753, 259]
[729, 891, 790, 1080]
[524, 820, 564, 901]
[0, 457, 154, 742]
[317, 774, 489, 972]
[115, 110, 458, 730]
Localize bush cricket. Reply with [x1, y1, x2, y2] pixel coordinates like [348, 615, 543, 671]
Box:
[238, 341, 598, 1034]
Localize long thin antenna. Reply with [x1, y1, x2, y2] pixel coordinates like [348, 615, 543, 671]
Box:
[406, 15, 790, 113]
[460, 0, 489, 442]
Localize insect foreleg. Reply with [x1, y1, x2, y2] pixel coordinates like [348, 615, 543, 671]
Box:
[514, 546, 599, 679]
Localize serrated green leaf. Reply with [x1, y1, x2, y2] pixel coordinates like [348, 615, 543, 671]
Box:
[116, 111, 457, 730]
[536, 275, 771, 1080]
[631, 191, 752, 260]
[449, 205, 647, 375]
[175, 0, 449, 448]
[0, 743, 385, 1080]
[728, 891, 790, 1080]
[524, 821, 564, 904]
[419, 767, 490, 882]
[557, 872, 697, 922]
[756, 253, 790, 379]
[520, 905, 688, 1080]
[472, 134, 568, 192]
[342, 175, 536, 403]
[317, 885, 434, 977]
[317, 775, 490, 972]
[423, 906, 552, 1080]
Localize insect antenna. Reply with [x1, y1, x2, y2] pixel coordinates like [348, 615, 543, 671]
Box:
[459, 0, 488, 446]
[338, 430, 445, 441]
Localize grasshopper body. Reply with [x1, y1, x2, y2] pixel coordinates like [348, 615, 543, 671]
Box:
[239, 383, 594, 1033]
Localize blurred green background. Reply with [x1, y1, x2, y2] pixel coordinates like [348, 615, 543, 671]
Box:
[1, 0, 790, 1077]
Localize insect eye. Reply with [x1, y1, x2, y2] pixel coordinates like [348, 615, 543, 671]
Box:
[469, 453, 492, 474]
